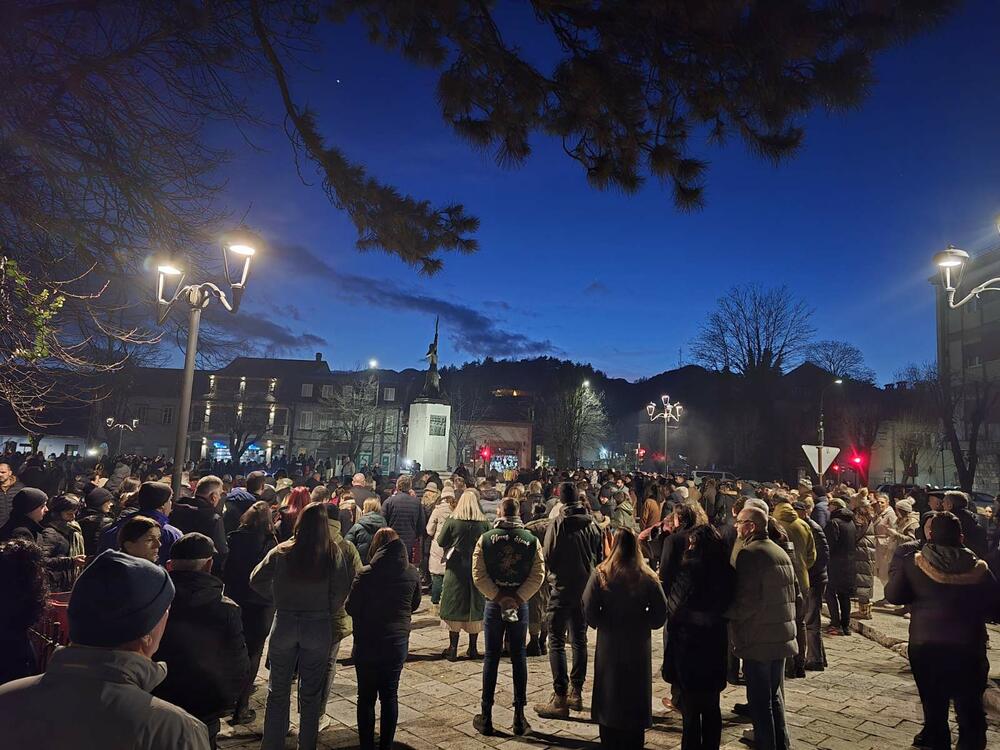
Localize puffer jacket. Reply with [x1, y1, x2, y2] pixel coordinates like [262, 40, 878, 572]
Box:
[825, 507, 857, 595]
[854, 519, 877, 600]
[77, 507, 114, 556]
[772, 502, 816, 592]
[725, 535, 800, 662]
[345, 512, 386, 564]
[381, 491, 425, 554]
[39, 518, 85, 592]
[424, 503, 452, 575]
[543, 503, 604, 608]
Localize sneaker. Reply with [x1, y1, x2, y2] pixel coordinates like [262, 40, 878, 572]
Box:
[804, 662, 825, 672]
[513, 708, 531, 736]
[534, 692, 569, 719]
[740, 728, 756, 746]
[567, 686, 584, 712]
[229, 707, 256, 725]
[732, 702, 752, 718]
[473, 714, 494, 736]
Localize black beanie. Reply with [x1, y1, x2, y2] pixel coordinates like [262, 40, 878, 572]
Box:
[48, 494, 81, 514]
[12, 487, 47, 516]
[560, 482, 578, 505]
[85, 486, 115, 510]
[170, 532, 216, 561]
[136, 481, 173, 512]
[68, 549, 174, 647]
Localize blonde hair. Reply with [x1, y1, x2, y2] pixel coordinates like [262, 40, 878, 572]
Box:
[362, 498, 381, 514]
[528, 480, 543, 495]
[596, 528, 658, 587]
[452, 489, 487, 522]
[506, 484, 525, 501]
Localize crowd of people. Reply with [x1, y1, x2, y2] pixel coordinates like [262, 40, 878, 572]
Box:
[0, 449, 999, 750]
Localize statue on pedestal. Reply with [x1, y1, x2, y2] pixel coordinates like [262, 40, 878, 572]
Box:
[421, 316, 443, 399]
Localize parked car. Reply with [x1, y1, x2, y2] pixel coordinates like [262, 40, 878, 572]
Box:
[692, 470, 737, 484]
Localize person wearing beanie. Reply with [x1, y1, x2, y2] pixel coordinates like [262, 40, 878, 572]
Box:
[78, 486, 115, 556]
[0, 549, 210, 749]
[0, 488, 86, 585]
[535, 482, 604, 720]
[39, 494, 86, 592]
[152, 533, 249, 749]
[100, 481, 183, 565]
[810, 485, 830, 529]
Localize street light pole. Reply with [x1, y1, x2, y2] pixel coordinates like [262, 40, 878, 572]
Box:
[933, 244, 1000, 309]
[647, 395, 683, 474]
[817, 379, 843, 485]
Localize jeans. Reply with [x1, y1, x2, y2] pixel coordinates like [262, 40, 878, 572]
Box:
[546, 602, 588, 695]
[743, 658, 789, 750]
[235, 602, 275, 714]
[261, 611, 333, 750]
[356, 660, 405, 750]
[317, 639, 343, 713]
[804, 581, 827, 666]
[825, 589, 852, 632]
[599, 724, 645, 749]
[481, 601, 529, 712]
[909, 644, 988, 750]
[680, 688, 723, 750]
[430, 574, 444, 605]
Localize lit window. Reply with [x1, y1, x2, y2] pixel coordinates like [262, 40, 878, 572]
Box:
[300, 410, 313, 430]
[301, 383, 313, 397]
[384, 387, 395, 402]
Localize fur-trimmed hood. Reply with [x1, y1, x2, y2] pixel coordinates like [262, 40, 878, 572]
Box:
[915, 544, 990, 585]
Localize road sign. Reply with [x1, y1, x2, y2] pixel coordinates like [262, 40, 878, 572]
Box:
[802, 444, 840, 475]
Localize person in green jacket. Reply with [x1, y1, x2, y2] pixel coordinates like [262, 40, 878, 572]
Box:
[771, 492, 816, 678]
[436, 490, 491, 661]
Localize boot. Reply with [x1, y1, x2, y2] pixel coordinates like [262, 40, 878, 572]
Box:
[467, 633, 481, 660]
[856, 601, 873, 620]
[473, 712, 494, 736]
[534, 691, 569, 719]
[513, 705, 531, 736]
[539, 629, 548, 655]
[443, 631, 459, 662]
[567, 686, 583, 712]
[526, 635, 541, 657]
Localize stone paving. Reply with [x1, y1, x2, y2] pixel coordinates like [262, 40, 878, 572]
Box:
[219, 599, 1000, 750]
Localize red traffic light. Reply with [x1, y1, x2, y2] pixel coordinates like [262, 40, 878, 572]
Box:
[480, 446, 491, 461]
[638, 448, 646, 458]
[831, 464, 841, 472]
[852, 456, 862, 465]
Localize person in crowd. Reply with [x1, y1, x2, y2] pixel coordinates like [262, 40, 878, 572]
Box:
[663, 524, 735, 750]
[418, 481, 440, 587]
[436, 489, 491, 660]
[886, 511, 1000, 750]
[102, 481, 182, 564]
[726, 506, 799, 750]
[382, 475, 426, 565]
[889, 498, 920, 550]
[346, 497, 388, 564]
[119, 515, 164, 564]
[1, 488, 86, 578]
[276, 486, 311, 543]
[771, 492, 816, 678]
[794, 498, 829, 671]
[39, 494, 85, 591]
[942, 491, 988, 558]
[117, 476, 141, 511]
[170, 475, 229, 574]
[810, 486, 830, 529]
[0, 549, 211, 749]
[349, 472, 376, 505]
[523, 480, 546, 523]
[426, 488, 456, 614]
[0, 539, 48, 685]
[0, 461, 25, 528]
[250, 502, 356, 750]
[824, 498, 856, 636]
[536, 482, 604, 719]
[336, 489, 360, 536]
[345, 528, 421, 750]
[224, 471, 266, 534]
[78, 486, 115, 556]
[471, 497, 546, 737]
[583, 528, 667, 749]
[153, 533, 248, 749]
[479, 477, 501, 517]
[872, 492, 897, 593]
[525, 498, 552, 656]
[853, 497, 877, 620]
[223, 500, 277, 726]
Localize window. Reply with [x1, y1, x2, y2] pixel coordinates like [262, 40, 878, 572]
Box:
[383, 387, 396, 402]
[135, 405, 149, 422]
[64, 444, 79, 456]
[429, 415, 447, 436]
[301, 383, 313, 397]
[300, 410, 313, 430]
[967, 354, 983, 368]
[342, 385, 354, 399]
[162, 407, 173, 425]
[321, 384, 335, 399]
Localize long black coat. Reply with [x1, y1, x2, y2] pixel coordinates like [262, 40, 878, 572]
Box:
[169, 497, 229, 574]
[825, 508, 857, 595]
[223, 527, 277, 609]
[583, 569, 667, 731]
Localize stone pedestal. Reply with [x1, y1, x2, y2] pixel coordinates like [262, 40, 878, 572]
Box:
[405, 399, 452, 472]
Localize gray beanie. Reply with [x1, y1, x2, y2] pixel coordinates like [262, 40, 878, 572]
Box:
[68, 549, 174, 647]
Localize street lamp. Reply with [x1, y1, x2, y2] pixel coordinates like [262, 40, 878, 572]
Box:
[647, 394, 683, 473]
[582, 380, 590, 388]
[933, 244, 1000, 309]
[817, 379, 843, 484]
[368, 358, 381, 471]
[105, 416, 139, 456]
[156, 228, 262, 500]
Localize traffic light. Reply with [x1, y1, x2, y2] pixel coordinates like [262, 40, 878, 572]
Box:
[851, 455, 863, 466]
[480, 445, 491, 462]
[638, 447, 646, 459]
[831, 464, 841, 473]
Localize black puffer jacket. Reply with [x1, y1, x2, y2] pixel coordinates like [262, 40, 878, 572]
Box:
[223, 527, 277, 608]
[170, 496, 229, 574]
[885, 543, 1000, 648]
[543, 503, 604, 608]
[77, 508, 114, 556]
[825, 507, 856, 595]
[382, 492, 426, 553]
[345, 537, 421, 663]
[344, 512, 386, 563]
[953, 507, 988, 559]
[152, 570, 249, 722]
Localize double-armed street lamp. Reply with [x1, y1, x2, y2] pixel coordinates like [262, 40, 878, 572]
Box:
[105, 416, 139, 457]
[156, 229, 262, 500]
[647, 395, 683, 473]
[933, 216, 1000, 308]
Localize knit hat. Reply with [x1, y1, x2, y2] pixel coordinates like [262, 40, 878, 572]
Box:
[441, 486, 455, 500]
[744, 498, 770, 516]
[85, 486, 114, 510]
[830, 498, 848, 510]
[136, 481, 173, 512]
[792, 500, 808, 511]
[48, 494, 81, 514]
[12, 487, 47, 516]
[896, 498, 915, 514]
[425, 481, 439, 492]
[169, 532, 216, 561]
[68, 549, 175, 647]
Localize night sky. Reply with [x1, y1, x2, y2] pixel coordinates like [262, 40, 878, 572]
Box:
[203, 0, 1000, 383]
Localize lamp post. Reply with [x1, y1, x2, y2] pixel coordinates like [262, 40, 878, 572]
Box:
[368, 359, 380, 472]
[933, 244, 1000, 308]
[817, 379, 843, 484]
[105, 416, 139, 457]
[156, 229, 261, 500]
[646, 395, 683, 473]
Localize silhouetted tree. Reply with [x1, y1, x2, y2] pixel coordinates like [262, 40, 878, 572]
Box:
[806, 340, 876, 383]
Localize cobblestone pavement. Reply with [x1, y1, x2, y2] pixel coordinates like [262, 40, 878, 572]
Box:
[219, 600, 1000, 750]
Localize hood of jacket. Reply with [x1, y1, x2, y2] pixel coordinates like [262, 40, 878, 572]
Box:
[830, 506, 854, 523]
[369, 536, 408, 569]
[358, 512, 386, 532]
[772, 502, 798, 524]
[326, 514, 345, 541]
[559, 503, 596, 531]
[46, 645, 167, 693]
[169, 569, 224, 609]
[916, 544, 990, 585]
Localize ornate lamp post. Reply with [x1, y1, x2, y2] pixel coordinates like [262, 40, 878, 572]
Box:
[646, 395, 683, 473]
[933, 244, 1000, 308]
[105, 416, 139, 457]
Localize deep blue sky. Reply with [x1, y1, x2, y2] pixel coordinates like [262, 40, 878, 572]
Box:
[208, 0, 1000, 383]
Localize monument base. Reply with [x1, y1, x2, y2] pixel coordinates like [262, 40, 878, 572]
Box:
[405, 399, 452, 473]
